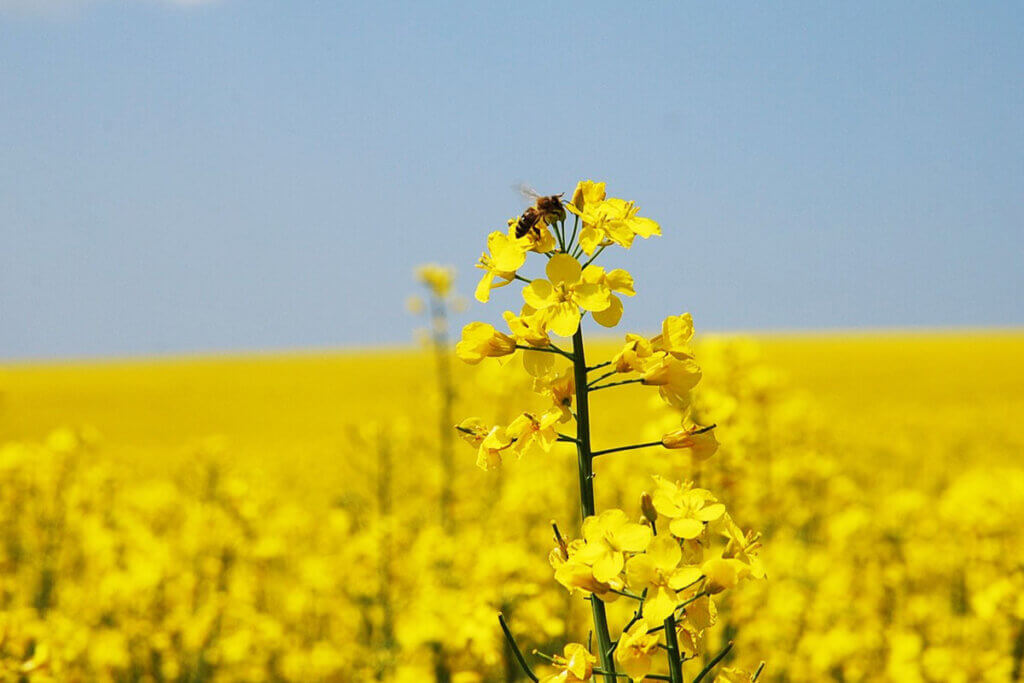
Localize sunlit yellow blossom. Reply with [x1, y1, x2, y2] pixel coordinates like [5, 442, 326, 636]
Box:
[503, 305, 550, 347]
[701, 556, 751, 594]
[650, 313, 695, 359]
[661, 425, 718, 461]
[502, 306, 557, 377]
[540, 643, 597, 683]
[641, 353, 702, 408]
[576, 509, 653, 582]
[506, 410, 561, 456]
[522, 254, 612, 337]
[717, 667, 759, 682]
[720, 515, 766, 580]
[650, 476, 725, 540]
[506, 216, 557, 254]
[570, 179, 606, 213]
[455, 322, 516, 364]
[614, 619, 659, 681]
[475, 231, 526, 302]
[533, 367, 575, 422]
[550, 540, 623, 602]
[612, 334, 656, 373]
[415, 263, 455, 298]
[567, 185, 661, 255]
[625, 534, 703, 622]
[580, 265, 636, 328]
[454, 417, 490, 446]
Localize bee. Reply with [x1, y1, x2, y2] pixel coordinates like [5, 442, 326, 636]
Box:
[514, 185, 565, 239]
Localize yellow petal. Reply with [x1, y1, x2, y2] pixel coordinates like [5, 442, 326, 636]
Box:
[578, 226, 604, 255]
[523, 348, 555, 377]
[592, 551, 625, 583]
[475, 271, 496, 303]
[547, 302, 581, 338]
[669, 517, 704, 540]
[546, 253, 583, 285]
[573, 283, 612, 312]
[605, 269, 636, 296]
[643, 586, 678, 624]
[625, 555, 657, 590]
[523, 279, 556, 310]
[646, 534, 682, 571]
[629, 216, 661, 238]
[615, 522, 653, 553]
[592, 294, 623, 327]
[487, 231, 526, 272]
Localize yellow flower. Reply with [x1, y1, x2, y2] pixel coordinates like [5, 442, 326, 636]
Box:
[415, 263, 455, 298]
[650, 313, 695, 359]
[576, 509, 653, 582]
[475, 425, 514, 470]
[550, 540, 624, 602]
[455, 322, 516, 364]
[716, 667, 759, 683]
[612, 334, 655, 373]
[625, 534, 703, 623]
[720, 515, 766, 580]
[533, 367, 575, 422]
[455, 418, 515, 470]
[661, 425, 719, 461]
[539, 643, 597, 683]
[650, 476, 726, 540]
[506, 216, 557, 254]
[614, 619, 659, 681]
[503, 305, 550, 347]
[641, 353, 702, 409]
[567, 182, 661, 255]
[701, 556, 751, 594]
[522, 254, 612, 337]
[503, 306, 557, 377]
[454, 417, 490, 446]
[571, 179, 606, 212]
[475, 231, 526, 302]
[580, 264, 636, 328]
[506, 410, 561, 456]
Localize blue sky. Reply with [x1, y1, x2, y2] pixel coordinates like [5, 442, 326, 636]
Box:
[2, 1, 1021, 359]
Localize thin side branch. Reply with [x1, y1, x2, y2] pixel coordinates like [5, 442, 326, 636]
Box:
[589, 378, 643, 392]
[692, 641, 734, 683]
[593, 441, 662, 458]
[497, 614, 539, 682]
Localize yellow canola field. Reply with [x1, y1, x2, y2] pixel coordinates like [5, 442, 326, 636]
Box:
[0, 331, 1022, 682]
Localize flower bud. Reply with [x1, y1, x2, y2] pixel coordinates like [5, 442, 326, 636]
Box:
[661, 425, 719, 461]
[455, 322, 517, 364]
[639, 492, 657, 525]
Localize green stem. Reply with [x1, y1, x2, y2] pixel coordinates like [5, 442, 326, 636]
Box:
[587, 370, 618, 388]
[589, 378, 644, 392]
[692, 641, 734, 683]
[514, 344, 575, 362]
[582, 244, 607, 268]
[662, 614, 684, 683]
[571, 325, 616, 683]
[592, 441, 662, 457]
[497, 614, 539, 682]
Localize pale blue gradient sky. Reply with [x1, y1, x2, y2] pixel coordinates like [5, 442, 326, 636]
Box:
[2, 1, 1021, 359]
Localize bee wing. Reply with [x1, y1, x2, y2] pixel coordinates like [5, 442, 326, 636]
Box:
[513, 182, 542, 203]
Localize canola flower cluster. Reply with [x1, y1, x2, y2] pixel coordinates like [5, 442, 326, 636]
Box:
[452, 181, 765, 683]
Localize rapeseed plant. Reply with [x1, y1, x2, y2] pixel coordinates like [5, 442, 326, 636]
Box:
[456, 181, 765, 682]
